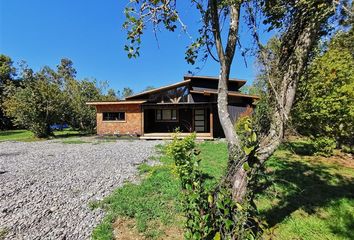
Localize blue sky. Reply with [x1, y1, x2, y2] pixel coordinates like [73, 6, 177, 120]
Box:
[0, 0, 272, 93]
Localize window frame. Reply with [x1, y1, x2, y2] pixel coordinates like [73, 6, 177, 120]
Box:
[155, 109, 178, 122]
[102, 112, 126, 122]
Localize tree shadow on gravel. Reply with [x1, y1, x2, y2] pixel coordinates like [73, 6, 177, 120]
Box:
[259, 157, 354, 239]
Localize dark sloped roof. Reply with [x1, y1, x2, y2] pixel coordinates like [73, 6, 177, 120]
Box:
[183, 75, 247, 88]
[125, 80, 191, 100]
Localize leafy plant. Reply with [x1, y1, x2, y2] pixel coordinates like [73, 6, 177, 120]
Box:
[293, 29, 354, 148]
[167, 133, 264, 240]
[311, 137, 336, 157]
[235, 116, 258, 155]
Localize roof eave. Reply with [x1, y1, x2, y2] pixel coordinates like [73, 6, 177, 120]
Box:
[86, 100, 147, 105]
[190, 90, 260, 100]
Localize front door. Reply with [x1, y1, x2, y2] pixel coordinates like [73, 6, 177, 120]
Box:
[194, 109, 205, 132]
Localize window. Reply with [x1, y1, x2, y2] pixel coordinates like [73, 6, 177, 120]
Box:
[156, 109, 177, 121]
[103, 112, 125, 121]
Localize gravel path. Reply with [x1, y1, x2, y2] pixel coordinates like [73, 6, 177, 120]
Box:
[0, 139, 161, 240]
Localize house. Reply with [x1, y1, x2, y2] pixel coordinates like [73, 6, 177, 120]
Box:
[87, 76, 259, 139]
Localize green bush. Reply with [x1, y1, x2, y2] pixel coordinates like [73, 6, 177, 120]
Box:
[341, 144, 354, 154]
[167, 133, 263, 240]
[312, 137, 336, 157]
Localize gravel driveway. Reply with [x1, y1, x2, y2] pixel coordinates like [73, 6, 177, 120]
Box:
[0, 139, 161, 240]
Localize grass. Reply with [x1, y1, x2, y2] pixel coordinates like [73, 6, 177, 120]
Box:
[91, 142, 228, 239]
[257, 142, 354, 240]
[92, 139, 354, 240]
[0, 129, 89, 142]
[0, 129, 35, 142]
[61, 139, 89, 144]
[0, 228, 9, 240]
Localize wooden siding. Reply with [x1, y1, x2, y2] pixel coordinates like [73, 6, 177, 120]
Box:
[96, 104, 142, 135]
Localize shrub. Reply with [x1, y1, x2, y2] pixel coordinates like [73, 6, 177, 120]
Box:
[341, 144, 354, 154]
[312, 137, 336, 157]
[167, 133, 264, 240]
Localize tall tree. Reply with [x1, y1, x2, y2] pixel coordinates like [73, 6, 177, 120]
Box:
[57, 59, 105, 131]
[106, 88, 118, 100]
[3, 66, 65, 137]
[121, 87, 134, 98]
[122, 0, 350, 237]
[0, 55, 17, 129]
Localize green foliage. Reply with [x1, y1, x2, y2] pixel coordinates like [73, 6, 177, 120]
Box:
[0, 54, 16, 84]
[0, 54, 17, 130]
[106, 88, 118, 100]
[92, 141, 228, 240]
[121, 87, 134, 99]
[167, 133, 212, 239]
[92, 140, 354, 239]
[64, 78, 102, 132]
[235, 116, 258, 155]
[167, 134, 263, 240]
[257, 141, 354, 240]
[3, 67, 65, 137]
[1, 57, 113, 136]
[311, 137, 336, 157]
[293, 29, 354, 147]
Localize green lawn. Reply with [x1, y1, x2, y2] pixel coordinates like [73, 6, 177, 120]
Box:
[91, 140, 354, 240]
[0, 129, 88, 142]
[257, 143, 354, 240]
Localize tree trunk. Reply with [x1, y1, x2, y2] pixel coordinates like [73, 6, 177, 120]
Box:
[257, 18, 324, 163]
[217, 64, 249, 202]
[211, 0, 331, 203]
[209, 0, 249, 202]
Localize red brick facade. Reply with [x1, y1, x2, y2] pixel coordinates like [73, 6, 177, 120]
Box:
[96, 104, 142, 135]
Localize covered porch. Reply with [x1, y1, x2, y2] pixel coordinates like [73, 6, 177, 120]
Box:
[140, 103, 215, 140]
[140, 132, 213, 140]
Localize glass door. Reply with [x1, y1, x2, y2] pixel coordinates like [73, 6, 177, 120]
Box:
[194, 109, 205, 132]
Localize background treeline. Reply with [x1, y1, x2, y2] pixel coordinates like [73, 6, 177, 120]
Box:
[292, 27, 354, 154]
[0, 57, 137, 137]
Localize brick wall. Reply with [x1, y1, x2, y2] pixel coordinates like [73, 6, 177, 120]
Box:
[96, 104, 142, 135]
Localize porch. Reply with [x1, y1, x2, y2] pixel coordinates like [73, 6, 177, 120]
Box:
[140, 132, 213, 140]
[141, 103, 215, 140]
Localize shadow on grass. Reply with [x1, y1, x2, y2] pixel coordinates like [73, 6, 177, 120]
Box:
[260, 158, 354, 239]
[280, 141, 316, 155]
[53, 132, 89, 139]
[0, 130, 28, 137]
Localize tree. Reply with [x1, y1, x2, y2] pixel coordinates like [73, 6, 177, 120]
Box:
[122, 0, 350, 237]
[106, 89, 118, 100]
[57, 59, 105, 131]
[143, 85, 155, 91]
[0, 55, 17, 129]
[66, 79, 102, 131]
[293, 28, 354, 147]
[3, 66, 65, 137]
[121, 87, 134, 98]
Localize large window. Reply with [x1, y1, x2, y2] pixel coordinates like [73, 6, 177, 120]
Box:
[156, 109, 177, 121]
[103, 112, 125, 121]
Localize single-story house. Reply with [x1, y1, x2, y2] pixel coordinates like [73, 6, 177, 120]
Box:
[87, 75, 259, 139]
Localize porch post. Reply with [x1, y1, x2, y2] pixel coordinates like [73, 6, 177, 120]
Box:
[141, 105, 144, 136]
[210, 107, 213, 138]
